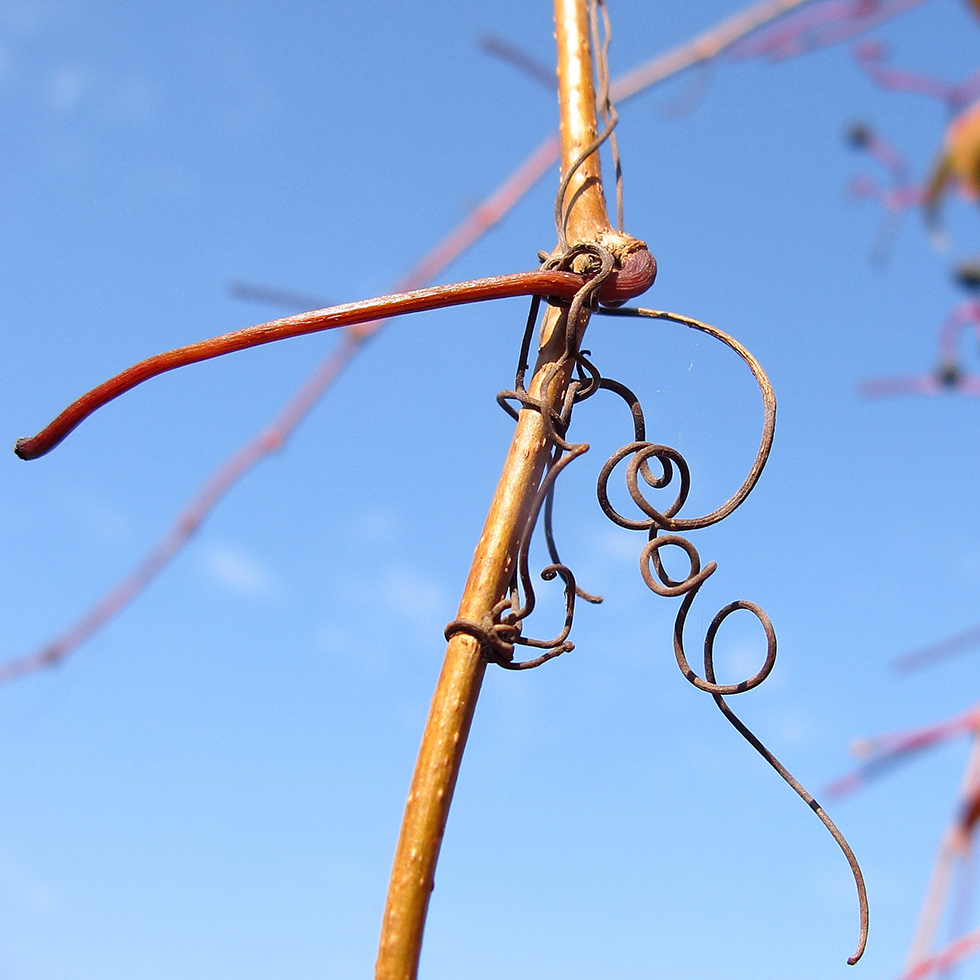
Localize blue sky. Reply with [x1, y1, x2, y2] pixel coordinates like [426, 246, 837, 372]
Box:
[4, 1, 980, 978]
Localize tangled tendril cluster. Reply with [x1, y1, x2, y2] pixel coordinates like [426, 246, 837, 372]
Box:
[445, 244, 614, 668]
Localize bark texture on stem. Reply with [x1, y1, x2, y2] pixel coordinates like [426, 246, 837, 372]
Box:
[555, 0, 610, 245]
[551, 0, 655, 309]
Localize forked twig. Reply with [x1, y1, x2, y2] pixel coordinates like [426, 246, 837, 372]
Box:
[725, 0, 929, 62]
[858, 299, 980, 399]
[903, 724, 980, 978]
[854, 40, 980, 111]
[828, 712, 980, 977]
[826, 705, 980, 800]
[898, 928, 980, 980]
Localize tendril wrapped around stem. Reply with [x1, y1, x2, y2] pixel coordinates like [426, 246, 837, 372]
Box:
[446, 248, 614, 670]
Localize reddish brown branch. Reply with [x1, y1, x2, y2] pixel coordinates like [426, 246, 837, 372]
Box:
[2, 139, 567, 680]
[15, 270, 586, 461]
[899, 930, 980, 980]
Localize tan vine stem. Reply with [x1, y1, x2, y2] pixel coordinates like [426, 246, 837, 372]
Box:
[372, 4, 651, 979]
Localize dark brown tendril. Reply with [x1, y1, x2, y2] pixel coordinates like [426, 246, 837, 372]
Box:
[590, 0, 623, 232]
[446, 283, 867, 965]
[596, 306, 775, 530]
[591, 305, 868, 966]
[545, 481, 602, 605]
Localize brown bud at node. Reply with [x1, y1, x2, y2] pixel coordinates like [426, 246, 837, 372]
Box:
[598, 247, 657, 307]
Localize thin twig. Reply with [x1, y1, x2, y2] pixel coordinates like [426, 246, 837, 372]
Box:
[0, 336, 359, 684]
[904, 724, 980, 973]
[894, 622, 980, 671]
[825, 706, 980, 799]
[478, 34, 556, 90]
[227, 280, 330, 311]
[610, 0, 818, 102]
[898, 928, 980, 980]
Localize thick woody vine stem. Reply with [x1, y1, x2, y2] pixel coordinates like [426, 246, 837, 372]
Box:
[373, 3, 654, 979]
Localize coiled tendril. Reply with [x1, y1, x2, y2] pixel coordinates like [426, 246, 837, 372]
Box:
[447, 276, 867, 967]
[594, 305, 867, 965]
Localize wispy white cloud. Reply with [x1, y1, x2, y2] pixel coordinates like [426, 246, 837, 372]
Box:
[45, 63, 158, 124]
[61, 492, 130, 547]
[960, 547, 980, 581]
[380, 566, 448, 628]
[762, 706, 813, 748]
[201, 542, 284, 600]
[0, 847, 56, 915]
[314, 565, 448, 669]
[97, 75, 156, 124]
[347, 506, 399, 545]
[47, 62, 90, 112]
[1, 0, 83, 36]
[593, 525, 642, 560]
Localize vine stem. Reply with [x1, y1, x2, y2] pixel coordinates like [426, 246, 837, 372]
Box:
[373, 3, 651, 978]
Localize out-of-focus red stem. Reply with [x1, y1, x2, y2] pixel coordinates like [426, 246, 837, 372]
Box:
[0, 335, 359, 683]
[899, 929, 980, 980]
[854, 41, 953, 103]
[902, 725, 980, 975]
[825, 708, 980, 799]
[15, 270, 584, 461]
[854, 40, 980, 110]
[2, 132, 563, 681]
[725, 0, 927, 62]
[611, 0, 814, 95]
[479, 34, 556, 91]
[894, 620, 980, 671]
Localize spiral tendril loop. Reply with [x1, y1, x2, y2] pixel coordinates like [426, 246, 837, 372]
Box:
[590, 305, 867, 965]
[446, 274, 867, 966]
